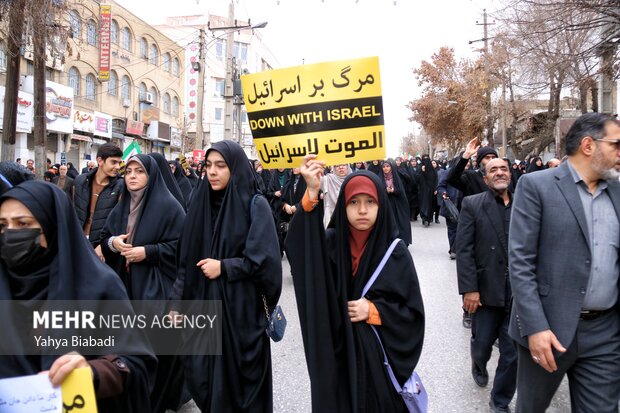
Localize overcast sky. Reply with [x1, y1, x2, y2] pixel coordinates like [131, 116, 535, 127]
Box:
[117, 0, 498, 156]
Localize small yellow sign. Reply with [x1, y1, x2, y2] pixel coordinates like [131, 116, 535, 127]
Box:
[241, 57, 385, 168]
[61, 367, 97, 413]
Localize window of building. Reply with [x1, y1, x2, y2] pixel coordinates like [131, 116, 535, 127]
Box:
[214, 79, 225, 98]
[108, 70, 117, 96]
[121, 27, 132, 51]
[139, 82, 147, 101]
[69, 10, 81, 39]
[110, 20, 119, 44]
[172, 96, 179, 116]
[163, 53, 170, 72]
[140, 38, 148, 59]
[214, 108, 222, 121]
[46, 68, 54, 81]
[85, 74, 96, 100]
[121, 75, 131, 100]
[87, 20, 97, 46]
[0, 42, 6, 71]
[172, 58, 180, 77]
[148, 86, 158, 106]
[233, 41, 247, 65]
[26, 61, 34, 76]
[215, 40, 225, 61]
[149, 44, 158, 65]
[163, 93, 170, 113]
[241, 110, 247, 123]
[68, 67, 80, 96]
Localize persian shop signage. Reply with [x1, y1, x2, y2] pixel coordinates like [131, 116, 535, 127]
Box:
[0, 86, 34, 133]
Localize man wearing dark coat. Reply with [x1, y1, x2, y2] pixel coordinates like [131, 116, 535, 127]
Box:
[455, 158, 517, 413]
[52, 164, 74, 199]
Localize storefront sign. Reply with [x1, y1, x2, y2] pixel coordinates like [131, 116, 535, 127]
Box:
[125, 120, 144, 136]
[73, 110, 95, 133]
[94, 111, 112, 138]
[0, 86, 34, 133]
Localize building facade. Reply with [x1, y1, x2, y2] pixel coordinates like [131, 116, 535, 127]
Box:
[156, 13, 279, 158]
[0, 0, 185, 169]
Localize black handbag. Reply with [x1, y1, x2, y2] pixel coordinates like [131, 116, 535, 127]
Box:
[262, 295, 287, 342]
[443, 197, 459, 223]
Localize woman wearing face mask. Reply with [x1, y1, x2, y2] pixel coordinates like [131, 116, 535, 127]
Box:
[101, 154, 186, 413]
[0, 181, 156, 412]
[378, 159, 412, 245]
[285, 155, 424, 412]
[170, 140, 282, 412]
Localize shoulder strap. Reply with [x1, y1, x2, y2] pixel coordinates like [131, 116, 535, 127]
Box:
[361, 238, 401, 298]
[370, 325, 404, 393]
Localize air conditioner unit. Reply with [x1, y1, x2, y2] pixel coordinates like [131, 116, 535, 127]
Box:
[122, 98, 131, 108]
[140, 92, 154, 104]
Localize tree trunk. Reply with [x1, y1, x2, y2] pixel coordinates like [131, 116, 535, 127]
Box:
[33, 0, 47, 180]
[1, 0, 26, 161]
[591, 87, 599, 113]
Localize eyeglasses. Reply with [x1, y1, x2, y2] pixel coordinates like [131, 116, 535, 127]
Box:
[593, 138, 620, 149]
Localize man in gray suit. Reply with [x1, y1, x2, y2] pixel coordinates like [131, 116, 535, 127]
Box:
[509, 112, 620, 412]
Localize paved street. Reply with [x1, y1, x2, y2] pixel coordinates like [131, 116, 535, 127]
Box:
[180, 218, 572, 413]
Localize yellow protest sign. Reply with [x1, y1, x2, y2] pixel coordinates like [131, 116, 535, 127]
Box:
[61, 367, 97, 413]
[241, 57, 385, 168]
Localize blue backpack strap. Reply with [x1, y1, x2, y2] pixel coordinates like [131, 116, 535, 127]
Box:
[361, 238, 401, 298]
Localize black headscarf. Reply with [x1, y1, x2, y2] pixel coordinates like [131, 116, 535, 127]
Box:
[367, 160, 382, 175]
[378, 159, 412, 245]
[66, 162, 79, 179]
[527, 156, 544, 173]
[286, 171, 424, 412]
[0, 181, 155, 413]
[148, 152, 186, 210]
[173, 140, 282, 411]
[171, 160, 193, 206]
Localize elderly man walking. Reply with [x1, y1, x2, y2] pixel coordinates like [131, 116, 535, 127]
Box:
[509, 112, 620, 412]
[455, 158, 517, 413]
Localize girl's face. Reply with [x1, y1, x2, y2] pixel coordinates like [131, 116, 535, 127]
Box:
[431, 160, 438, 168]
[206, 151, 231, 191]
[346, 194, 378, 231]
[125, 161, 148, 191]
[536, 159, 542, 167]
[355, 162, 363, 168]
[382, 163, 392, 174]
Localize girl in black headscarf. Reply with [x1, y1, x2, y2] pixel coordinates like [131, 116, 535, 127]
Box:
[149, 153, 187, 211]
[170, 140, 282, 412]
[378, 159, 412, 245]
[526, 156, 544, 173]
[367, 159, 382, 175]
[0, 181, 156, 412]
[169, 160, 193, 206]
[66, 162, 79, 179]
[100, 154, 185, 413]
[416, 157, 438, 227]
[285, 155, 424, 413]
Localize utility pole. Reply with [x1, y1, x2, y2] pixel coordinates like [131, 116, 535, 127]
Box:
[223, 1, 235, 141]
[473, 9, 495, 147]
[1, 0, 27, 161]
[33, 0, 48, 180]
[196, 28, 206, 149]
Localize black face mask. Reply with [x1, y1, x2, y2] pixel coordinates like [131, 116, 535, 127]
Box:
[0, 228, 47, 269]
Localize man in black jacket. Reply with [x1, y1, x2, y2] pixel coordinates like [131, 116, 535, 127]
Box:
[72, 143, 123, 261]
[455, 158, 516, 413]
[447, 137, 498, 197]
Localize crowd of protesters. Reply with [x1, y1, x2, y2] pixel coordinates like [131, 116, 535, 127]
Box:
[0, 111, 617, 412]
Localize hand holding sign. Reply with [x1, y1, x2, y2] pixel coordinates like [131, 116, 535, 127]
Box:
[300, 154, 325, 201]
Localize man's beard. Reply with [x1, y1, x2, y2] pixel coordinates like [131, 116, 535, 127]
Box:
[592, 146, 620, 180]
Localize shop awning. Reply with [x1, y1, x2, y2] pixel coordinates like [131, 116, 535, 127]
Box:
[71, 134, 91, 142]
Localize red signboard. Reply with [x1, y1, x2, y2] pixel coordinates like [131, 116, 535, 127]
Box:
[125, 120, 144, 136]
[99, 5, 111, 81]
[193, 150, 205, 162]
